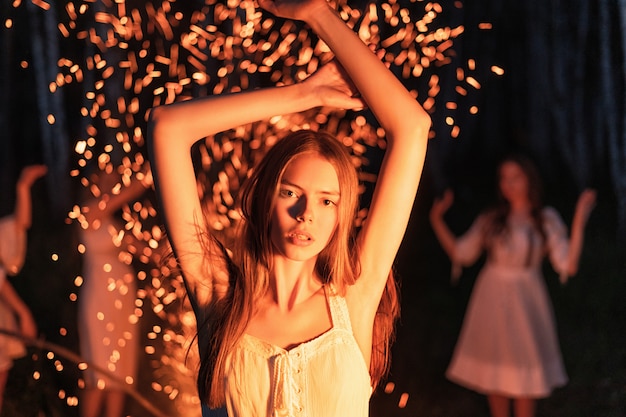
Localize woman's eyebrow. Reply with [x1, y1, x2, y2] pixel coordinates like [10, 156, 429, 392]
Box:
[280, 179, 340, 196]
[319, 190, 340, 198]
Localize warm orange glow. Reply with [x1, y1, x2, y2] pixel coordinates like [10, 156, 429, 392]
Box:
[398, 392, 409, 408]
[8, 0, 491, 414]
[466, 76, 481, 89]
[491, 65, 505, 76]
[31, 0, 50, 11]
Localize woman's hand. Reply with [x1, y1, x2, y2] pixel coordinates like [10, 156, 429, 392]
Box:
[428, 189, 459, 270]
[574, 188, 597, 225]
[257, 0, 328, 23]
[17, 164, 48, 189]
[19, 310, 38, 340]
[563, 188, 597, 279]
[303, 60, 365, 110]
[430, 189, 454, 221]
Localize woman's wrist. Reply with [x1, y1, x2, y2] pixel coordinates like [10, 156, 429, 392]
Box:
[282, 81, 321, 113]
[304, 2, 342, 37]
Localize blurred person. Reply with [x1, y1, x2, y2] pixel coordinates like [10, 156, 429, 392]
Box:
[77, 164, 152, 417]
[0, 164, 46, 412]
[429, 153, 597, 417]
[147, 0, 431, 414]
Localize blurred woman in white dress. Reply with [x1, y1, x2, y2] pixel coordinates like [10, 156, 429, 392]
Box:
[430, 154, 596, 417]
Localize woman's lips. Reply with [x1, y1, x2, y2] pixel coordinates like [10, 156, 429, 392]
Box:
[286, 230, 314, 245]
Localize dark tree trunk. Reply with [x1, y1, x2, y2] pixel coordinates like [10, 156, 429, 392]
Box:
[593, 0, 626, 237]
[26, 0, 71, 217]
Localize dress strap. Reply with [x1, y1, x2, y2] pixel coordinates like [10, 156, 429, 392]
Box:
[326, 286, 353, 332]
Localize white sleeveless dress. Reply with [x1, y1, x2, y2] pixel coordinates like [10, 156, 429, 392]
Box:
[203, 288, 372, 417]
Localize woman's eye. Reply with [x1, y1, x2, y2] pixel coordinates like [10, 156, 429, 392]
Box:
[280, 189, 297, 198]
[323, 199, 336, 207]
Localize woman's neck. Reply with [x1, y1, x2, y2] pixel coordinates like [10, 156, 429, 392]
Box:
[268, 256, 323, 312]
[508, 198, 532, 214]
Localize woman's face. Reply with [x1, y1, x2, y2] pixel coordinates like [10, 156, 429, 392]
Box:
[498, 161, 530, 204]
[270, 153, 340, 263]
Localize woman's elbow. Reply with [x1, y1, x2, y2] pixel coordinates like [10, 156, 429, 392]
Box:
[392, 103, 431, 141]
[146, 106, 156, 125]
[566, 263, 579, 277]
[408, 107, 432, 140]
[146, 106, 165, 139]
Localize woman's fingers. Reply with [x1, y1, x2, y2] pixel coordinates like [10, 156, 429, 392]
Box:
[257, 0, 330, 22]
[579, 189, 597, 215]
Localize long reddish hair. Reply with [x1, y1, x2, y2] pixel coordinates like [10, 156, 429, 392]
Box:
[484, 153, 546, 261]
[197, 129, 399, 407]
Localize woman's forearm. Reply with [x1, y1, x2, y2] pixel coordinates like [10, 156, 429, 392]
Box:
[148, 83, 314, 150]
[565, 189, 596, 277]
[15, 182, 33, 230]
[430, 214, 457, 260]
[566, 210, 588, 276]
[304, 5, 430, 143]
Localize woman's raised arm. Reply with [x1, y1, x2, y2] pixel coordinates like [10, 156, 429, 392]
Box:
[259, 0, 431, 304]
[564, 188, 596, 278]
[429, 190, 458, 260]
[147, 61, 364, 313]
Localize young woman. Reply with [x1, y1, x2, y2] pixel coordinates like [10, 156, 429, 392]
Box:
[430, 154, 597, 417]
[77, 165, 152, 417]
[147, 0, 431, 415]
[0, 164, 46, 412]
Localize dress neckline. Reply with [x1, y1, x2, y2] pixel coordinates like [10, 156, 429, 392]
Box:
[241, 285, 338, 354]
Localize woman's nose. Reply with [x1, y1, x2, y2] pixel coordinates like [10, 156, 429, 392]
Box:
[295, 197, 313, 222]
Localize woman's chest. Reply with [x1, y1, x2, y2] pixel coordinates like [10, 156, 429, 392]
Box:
[245, 293, 332, 351]
[490, 221, 544, 265]
[224, 329, 371, 417]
